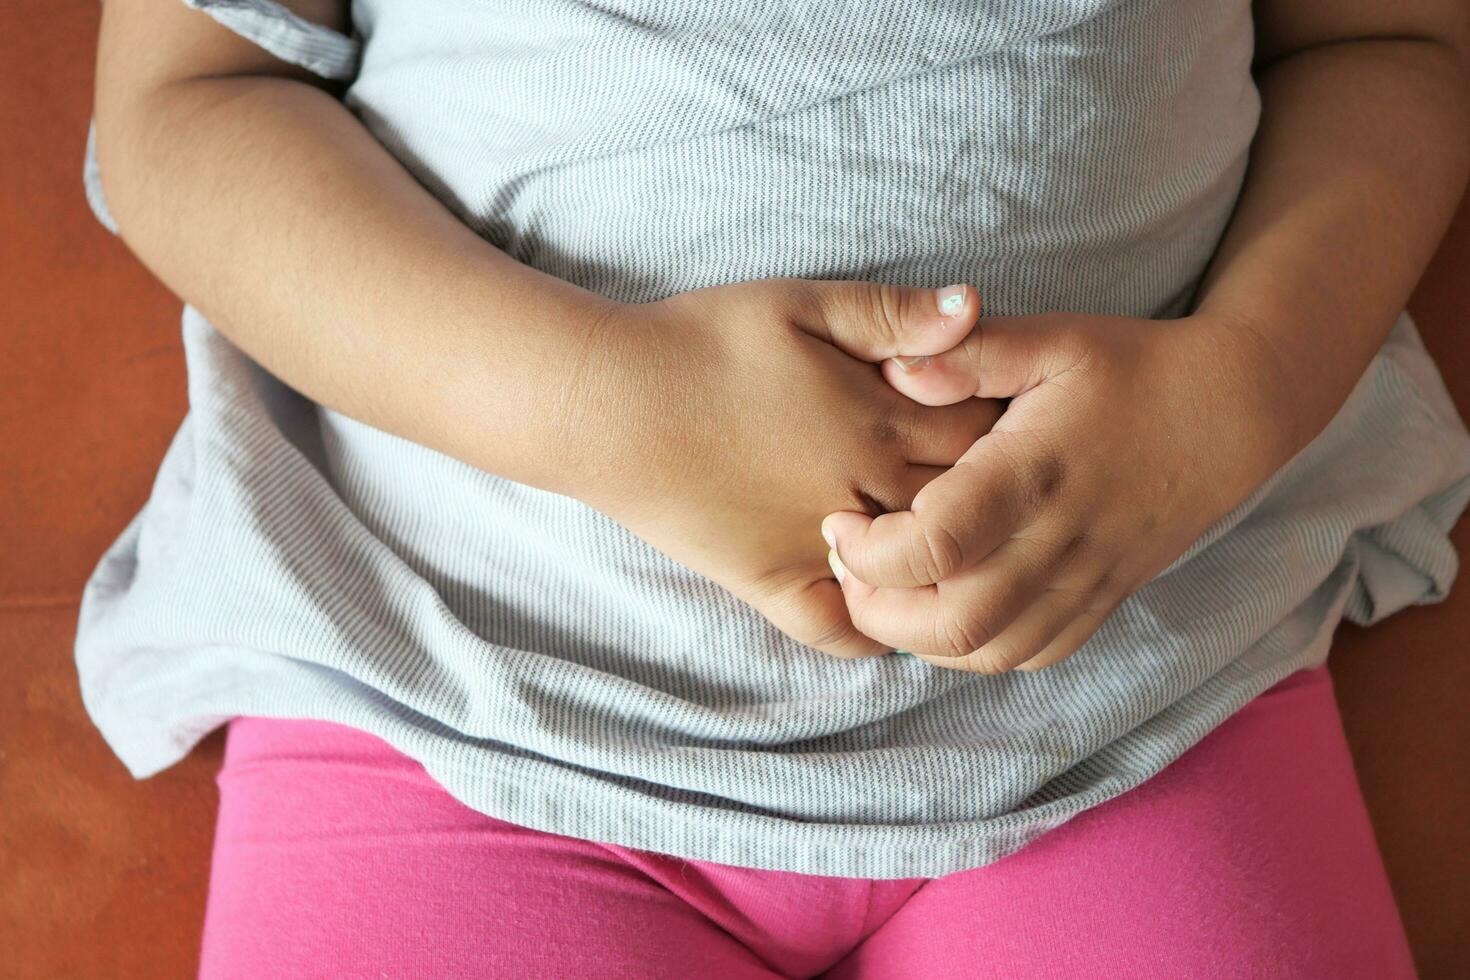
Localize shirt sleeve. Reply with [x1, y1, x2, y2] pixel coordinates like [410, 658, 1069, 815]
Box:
[83, 0, 361, 234]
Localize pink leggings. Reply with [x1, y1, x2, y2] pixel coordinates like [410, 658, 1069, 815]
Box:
[198, 665, 1414, 978]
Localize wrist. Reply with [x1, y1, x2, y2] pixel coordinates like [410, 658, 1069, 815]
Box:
[430, 264, 636, 500]
[1173, 310, 1310, 495]
[536, 296, 669, 511]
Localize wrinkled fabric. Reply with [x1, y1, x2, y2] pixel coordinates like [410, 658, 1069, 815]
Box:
[77, 0, 1470, 877]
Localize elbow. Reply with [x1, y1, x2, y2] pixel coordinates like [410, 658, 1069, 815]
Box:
[90, 77, 241, 241]
[89, 74, 181, 242]
[90, 98, 142, 238]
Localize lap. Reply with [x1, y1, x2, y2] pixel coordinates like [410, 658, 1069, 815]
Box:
[822, 665, 1415, 979]
[197, 718, 781, 979]
[198, 666, 1414, 980]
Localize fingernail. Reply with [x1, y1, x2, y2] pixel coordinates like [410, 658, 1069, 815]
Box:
[936, 284, 966, 318]
[894, 354, 931, 373]
[827, 549, 846, 584]
[821, 520, 836, 549]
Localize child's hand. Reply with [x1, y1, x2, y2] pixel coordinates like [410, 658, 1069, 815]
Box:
[568, 278, 1001, 660]
[821, 312, 1294, 672]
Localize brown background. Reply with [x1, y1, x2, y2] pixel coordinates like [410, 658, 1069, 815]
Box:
[2, 2, 1467, 977]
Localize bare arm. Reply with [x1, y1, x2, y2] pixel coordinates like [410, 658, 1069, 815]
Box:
[1192, 0, 1470, 462]
[93, 0, 619, 497]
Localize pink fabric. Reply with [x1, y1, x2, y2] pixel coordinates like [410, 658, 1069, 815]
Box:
[198, 665, 1415, 979]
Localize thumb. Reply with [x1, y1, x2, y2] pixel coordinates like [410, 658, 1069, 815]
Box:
[880, 315, 1069, 406]
[796, 280, 980, 362]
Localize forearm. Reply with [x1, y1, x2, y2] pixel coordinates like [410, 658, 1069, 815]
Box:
[93, 9, 617, 497]
[1192, 31, 1470, 464]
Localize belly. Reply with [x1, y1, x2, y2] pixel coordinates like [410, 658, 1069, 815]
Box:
[346, 0, 1260, 314]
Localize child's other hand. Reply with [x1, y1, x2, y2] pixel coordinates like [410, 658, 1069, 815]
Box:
[569, 278, 1001, 660]
[821, 312, 1294, 673]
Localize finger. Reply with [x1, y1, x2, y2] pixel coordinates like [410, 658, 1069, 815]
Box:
[824, 446, 1028, 589]
[900, 397, 1005, 465]
[959, 586, 1092, 674]
[765, 574, 891, 660]
[881, 315, 1080, 406]
[836, 538, 1056, 667]
[1013, 603, 1116, 672]
[793, 280, 980, 363]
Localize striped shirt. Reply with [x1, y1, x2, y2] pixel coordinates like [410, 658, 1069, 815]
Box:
[77, 0, 1470, 877]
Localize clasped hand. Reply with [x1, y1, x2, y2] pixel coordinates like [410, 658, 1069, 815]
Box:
[823, 308, 1292, 673]
[575, 279, 1289, 673]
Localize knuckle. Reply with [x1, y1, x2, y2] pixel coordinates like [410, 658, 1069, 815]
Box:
[1048, 582, 1095, 609]
[1138, 509, 1161, 535]
[1088, 568, 1137, 609]
[911, 521, 964, 584]
[893, 400, 954, 458]
[1058, 530, 1090, 563]
[867, 406, 906, 450]
[988, 431, 1065, 511]
[861, 281, 907, 344]
[1088, 567, 1120, 601]
[1027, 452, 1065, 502]
[934, 609, 990, 659]
[929, 646, 1009, 674]
[1010, 451, 1065, 510]
[900, 548, 934, 588]
[960, 329, 986, 379]
[966, 647, 1021, 675]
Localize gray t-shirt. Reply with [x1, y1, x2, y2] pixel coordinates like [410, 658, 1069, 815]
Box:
[77, 0, 1470, 877]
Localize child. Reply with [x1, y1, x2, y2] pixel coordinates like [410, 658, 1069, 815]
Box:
[80, 0, 1470, 975]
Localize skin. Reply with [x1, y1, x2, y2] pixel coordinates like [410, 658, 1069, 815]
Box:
[92, 0, 998, 659]
[94, 0, 1469, 673]
[824, 1, 1470, 671]
[562, 280, 1003, 656]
